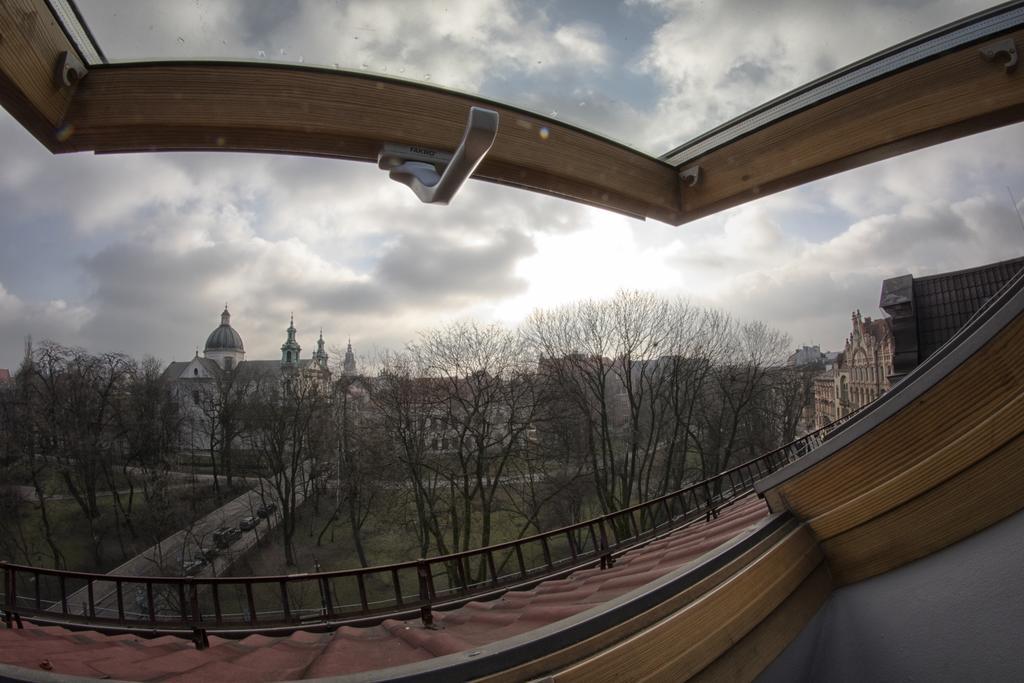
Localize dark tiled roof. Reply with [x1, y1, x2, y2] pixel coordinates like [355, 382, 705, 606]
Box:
[866, 317, 892, 340]
[160, 358, 224, 383]
[913, 257, 1024, 359]
[204, 323, 245, 352]
[161, 359, 323, 384]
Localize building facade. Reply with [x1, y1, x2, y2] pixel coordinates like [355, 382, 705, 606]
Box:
[162, 307, 355, 453]
[813, 311, 894, 429]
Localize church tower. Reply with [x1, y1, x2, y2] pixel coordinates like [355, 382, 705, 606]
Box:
[313, 329, 329, 370]
[343, 338, 357, 374]
[281, 314, 301, 367]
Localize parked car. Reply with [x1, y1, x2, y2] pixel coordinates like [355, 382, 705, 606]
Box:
[256, 502, 277, 519]
[239, 516, 259, 531]
[198, 546, 219, 561]
[183, 558, 206, 576]
[213, 526, 242, 549]
[212, 526, 232, 546]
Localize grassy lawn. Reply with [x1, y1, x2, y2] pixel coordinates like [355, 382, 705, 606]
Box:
[236, 474, 598, 570]
[0, 482, 245, 575]
[225, 485, 580, 618]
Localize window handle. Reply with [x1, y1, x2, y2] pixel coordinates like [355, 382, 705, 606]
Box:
[378, 107, 499, 205]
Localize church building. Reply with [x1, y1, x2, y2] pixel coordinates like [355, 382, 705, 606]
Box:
[162, 306, 342, 382]
[162, 306, 355, 452]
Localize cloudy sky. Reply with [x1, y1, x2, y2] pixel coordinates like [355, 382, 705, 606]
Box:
[2, 0, 1023, 371]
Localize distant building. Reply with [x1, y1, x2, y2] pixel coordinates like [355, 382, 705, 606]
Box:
[0, 369, 11, 383]
[880, 256, 1024, 381]
[342, 339, 357, 375]
[787, 345, 839, 368]
[162, 307, 353, 452]
[810, 257, 1024, 429]
[813, 311, 894, 429]
[162, 306, 334, 382]
[780, 347, 839, 436]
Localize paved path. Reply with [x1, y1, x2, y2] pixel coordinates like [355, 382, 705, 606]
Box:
[1, 483, 191, 503]
[52, 474, 311, 619]
[121, 465, 264, 487]
[52, 489, 278, 618]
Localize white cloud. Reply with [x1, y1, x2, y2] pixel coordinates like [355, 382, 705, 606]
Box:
[634, 0, 996, 150]
[553, 23, 609, 66]
[494, 212, 683, 322]
[2, 1, 1024, 371]
[0, 282, 94, 367]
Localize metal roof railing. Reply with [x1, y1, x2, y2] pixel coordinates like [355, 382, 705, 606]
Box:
[1, 405, 866, 647]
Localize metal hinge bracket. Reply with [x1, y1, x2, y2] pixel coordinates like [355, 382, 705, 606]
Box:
[680, 165, 702, 188]
[378, 107, 499, 205]
[979, 37, 1017, 73]
[54, 50, 87, 88]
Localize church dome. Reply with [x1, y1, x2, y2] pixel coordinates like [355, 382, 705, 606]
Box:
[205, 306, 244, 352]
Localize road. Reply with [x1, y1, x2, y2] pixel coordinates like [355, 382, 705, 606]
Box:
[52, 471, 311, 620]
[52, 489, 278, 618]
[2, 483, 190, 503]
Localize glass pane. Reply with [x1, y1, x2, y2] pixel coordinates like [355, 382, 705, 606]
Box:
[70, 0, 997, 154]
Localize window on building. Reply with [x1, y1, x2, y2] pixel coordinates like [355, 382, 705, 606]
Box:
[225, 357, 233, 371]
[193, 368, 198, 376]
[192, 390, 200, 405]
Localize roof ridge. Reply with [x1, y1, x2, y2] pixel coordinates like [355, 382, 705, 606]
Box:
[913, 255, 1024, 283]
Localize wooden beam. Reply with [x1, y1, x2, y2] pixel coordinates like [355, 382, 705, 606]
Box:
[823, 431, 1024, 585]
[3, 2, 1022, 226]
[54, 63, 683, 224]
[479, 521, 796, 683]
[0, 0, 80, 150]
[774, 314, 1024, 521]
[690, 562, 832, 683]
[760, 306, 1024, 585]
[550, 526, 823, 682]
[677, 28, 1024, 223]
[808, 390, 1024, 542]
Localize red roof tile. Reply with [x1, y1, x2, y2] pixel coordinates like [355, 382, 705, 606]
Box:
[0, 496, 769, 681]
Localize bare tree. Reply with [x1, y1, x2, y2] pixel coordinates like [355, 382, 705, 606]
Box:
[656, 305, 729, 492]
[370, 351, 448, 558]
[409, 321, 540, 562]
[0, 351, 64, 567]
[314, 373, 383, 568]
[526, 291, 799, 523]
[190, 367, 253, 501]
[688, 319, 791, 480]
[244, 371, 327, 566]
[16, 343, 138, 566]
[525, 291, 695, 513]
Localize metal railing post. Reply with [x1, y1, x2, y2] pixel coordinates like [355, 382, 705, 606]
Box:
[115, 579, 124, 624]
[703, 482, 717, 520]
[320, 576, 335, 618]
[416, 560, 433, 627]
[146, 582, 155, 624]
[486, 550, 499, 587]
[1, 562, 13, 628]
[597, 516, 614, 570]
[188, 580, 207, 650]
